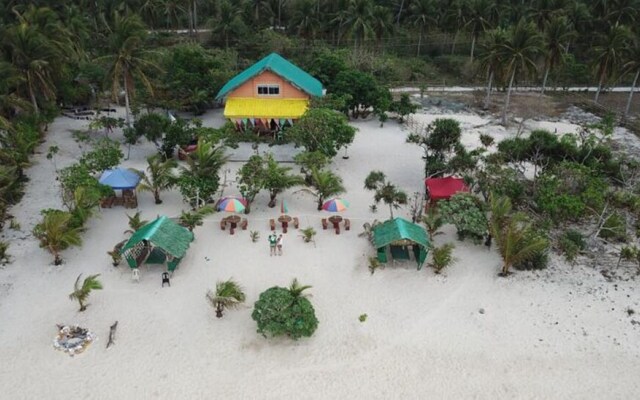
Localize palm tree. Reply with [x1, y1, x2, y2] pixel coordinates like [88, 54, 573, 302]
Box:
[540, 16, 575, 95]
[371, 5, 394, 52]
[288, 278, 312, 298]
[69, 274, 103, 312]
[208, 0, 246, 48]
[0, 62, 31, 131]
[592, 24, 631, 103]
[500, 20, 543, 125]
[262, 154, 304, 208]
[623, 36, 640, 118]
[136, 154, 177, 204]
[463, 0, 495, 62]
[290, 0, 320, 40]
[178, 205, 214, 232]
[98, 13, 160, 127]
[206, 279, 246, 318]
[410, 0, 437, 57]
[494, 214, 548, 276]
[126, 211, 149, 234]
[181, 138, 228, 180]
[422, 206, 444, 241]
[430, 243, 456, 274]
[307, 169, 345, 210]
[342, 0, 374, 50]
[478, 28, 508, 109]
[364, 171, 407, 219]
[32, 211, 82, 265]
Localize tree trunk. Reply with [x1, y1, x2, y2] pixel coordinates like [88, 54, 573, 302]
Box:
[502, 68, 517, 125]
[484, 70, 494, 109]
[389, 203, 394, 219]
[595, 74, 605, 103]
[215, 304, 223, 318]
[416, 26, 423, 57]
[244, 201, 252, 214]
[268, 192, 277, 208]
[154, 190, 162, 204]
[192, 0, 197, 35]
[469, 35, 476, 63]
[541, 65, 550, 96]
[79, 299, 86, 312]
[123, 74, 131, 127]
[624, 69, 639, 119]
[396, 0, 405, 26]
[450, 30, 458, 54]
[317, 197, 323, 211]
[29, 80, 39, 114]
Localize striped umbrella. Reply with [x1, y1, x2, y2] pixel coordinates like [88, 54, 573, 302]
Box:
[280, 199, 289, 214]
[217, 197, 246, 213]
[322, 198, 350, 212]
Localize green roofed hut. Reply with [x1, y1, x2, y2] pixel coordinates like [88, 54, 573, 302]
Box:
[120, 216, 194, 272]
[372, 218, 430, 270]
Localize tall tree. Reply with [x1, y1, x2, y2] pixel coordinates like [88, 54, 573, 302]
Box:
[478, 28, 508, 109]
[262, 154, 304, 208]
[500, 20, 543, 125]
[98, 13, 160, 127]
[463, 0, 496, 62]
[342, 0, 374, 50]
[136, 154, 177, 204]
[592, 24, 631, 103]
[364, 170, 407, 219]
[307, 169, 345, 210]
[410, 0, 437, 57]
[540, 16, 575, 95]
[623, 36, 640, 118]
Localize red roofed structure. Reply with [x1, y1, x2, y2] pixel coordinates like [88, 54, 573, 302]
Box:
[425, 177, 469, 202]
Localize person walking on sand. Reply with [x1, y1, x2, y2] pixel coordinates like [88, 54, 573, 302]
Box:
[269, 233, 277, 256]
[277, 234, 283, 256]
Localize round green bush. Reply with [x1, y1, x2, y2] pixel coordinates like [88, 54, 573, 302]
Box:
[252, 287, 318, 340]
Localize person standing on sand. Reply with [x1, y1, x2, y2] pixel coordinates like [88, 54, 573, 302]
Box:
[269, 233, 277, 256]
[277, 234, 284, 256]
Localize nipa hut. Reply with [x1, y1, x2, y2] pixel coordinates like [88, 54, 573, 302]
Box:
[372, 218, 430, 270]
[120, 216, 194, 272]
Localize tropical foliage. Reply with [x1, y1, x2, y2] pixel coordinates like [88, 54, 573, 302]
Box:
[33, 210, 82, 265]
[364, 171, 407, 219]
[206, 279, 246, 318]
[69, 274, 103, 312]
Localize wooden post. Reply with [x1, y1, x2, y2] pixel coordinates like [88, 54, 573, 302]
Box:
[107, 321, 118, 348]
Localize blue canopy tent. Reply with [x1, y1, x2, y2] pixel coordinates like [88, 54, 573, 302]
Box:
[99, 168, 141, 208]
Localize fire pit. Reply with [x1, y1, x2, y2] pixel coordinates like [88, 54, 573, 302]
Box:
[53, 325, 96, 356]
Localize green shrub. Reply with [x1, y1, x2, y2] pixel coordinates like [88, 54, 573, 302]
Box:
[252, 283, 318, 340]
[513, 247, 549, 270]
[438, 193, 487, 243]
[558, 230, 585, 263]
[0, 241, 10, 264]
[599, 213, 627, 242]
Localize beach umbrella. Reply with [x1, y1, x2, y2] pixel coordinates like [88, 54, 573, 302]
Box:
[280, 199, 289, 214]
[322, 198, 350, 212]
[217, 197, 246, 213]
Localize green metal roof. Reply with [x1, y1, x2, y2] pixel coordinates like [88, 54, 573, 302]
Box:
[372, 218, 429, 249]
[121, 216, 194, 259]
[215, 53, 323, 100]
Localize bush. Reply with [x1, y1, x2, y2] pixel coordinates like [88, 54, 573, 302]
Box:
[559, 229, 586, 262]
[251, 285, 318, 340]
[438, 193, 487, 243]
[599, 213, 627, 242]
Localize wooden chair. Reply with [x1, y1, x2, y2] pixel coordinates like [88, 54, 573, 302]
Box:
[220, 219, 226, 230]
[240, 219, 248, 230]
[270, 219, 276, 231]
[322, 218, 328, 230]
[161, 272, 171, 287]
[344, 218, 351, 231]
[293, 217, 299, 229]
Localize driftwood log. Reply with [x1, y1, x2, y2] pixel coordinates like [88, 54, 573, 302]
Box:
[106, 321, 118, 348]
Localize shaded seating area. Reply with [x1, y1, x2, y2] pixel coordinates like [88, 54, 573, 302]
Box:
[425, 177, 469, 206]
[120, 216, 194, 273]
[372, 218, 430, 270]
[99, 168, 141, 209]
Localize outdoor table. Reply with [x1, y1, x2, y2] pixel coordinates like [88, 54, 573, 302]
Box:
[278, 215, 292, 233]
[328, 215, 343, 234]
[226, 215, 241, 230]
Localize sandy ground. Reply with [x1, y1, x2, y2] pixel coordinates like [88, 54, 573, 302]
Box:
[1, 105, 640, 399]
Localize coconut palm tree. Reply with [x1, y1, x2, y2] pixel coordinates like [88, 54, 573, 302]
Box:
[494, 214, 548, 276]
[181, 138, 228, 180]
[306, 169, 345, 210]
[0, 62, 31, 131]
[364, 171, 407, 219]
[136, 154, 178, 204]
[463, 0, 496, 62]
[342, 0, 374, 50]
[540, 16, 575, 95]
[422, 206, 444, 241]
[500, 20, 543, 125]
[262, 154, 304, 208]
[288, 278, 312, 298]
[622, 36, 640, 118]
[430, 243, 456, 274]
[126, 211, 149, 234]
[98, 12, 161, 127]
[410, 0, 437, 57]
[208, 0, 246, 48]
[478, 28, 508, 109]
[33, 211, 82, 265]
[178, 205, 214, 232]
[592, 24, 631, 103]
[371, 5, 394, 52]
[206, 279, 246, 318]
[290, 0, 320, 40]
[69, 274, 103, 312]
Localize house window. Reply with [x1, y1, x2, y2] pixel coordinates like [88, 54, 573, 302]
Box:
[257, 84, 280, 96]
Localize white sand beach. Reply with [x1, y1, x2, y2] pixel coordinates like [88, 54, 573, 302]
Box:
[1, 106, 640, 399]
